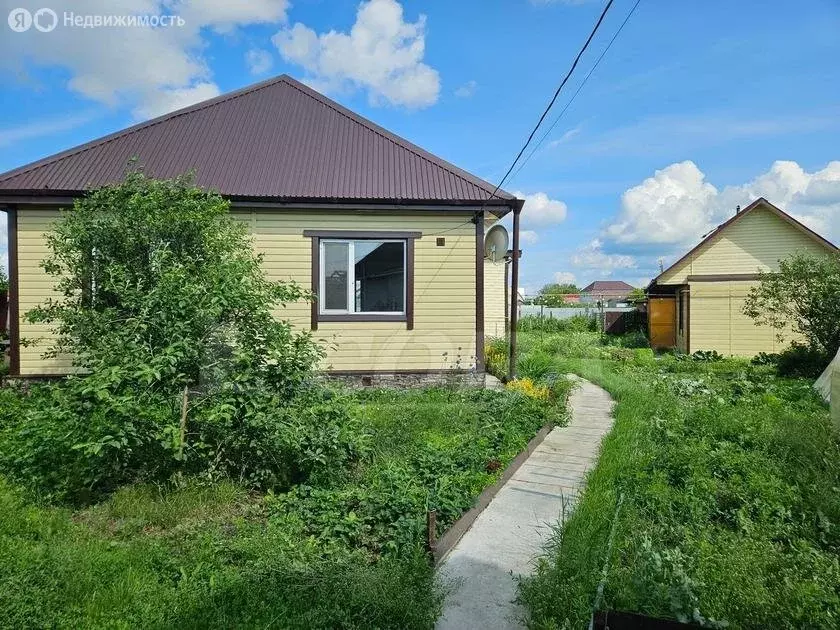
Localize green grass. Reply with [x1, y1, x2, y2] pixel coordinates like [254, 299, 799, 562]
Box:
[0, 385, 569, 628]
[518, 332, 840, 629]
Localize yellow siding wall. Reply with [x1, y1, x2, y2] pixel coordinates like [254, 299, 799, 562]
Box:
[484, 258, 507, 339]
[17, 209, 75, 375]
[16, 207, 478, 375]
[688, 280, 798, 356]
[659, 206, 830, 284]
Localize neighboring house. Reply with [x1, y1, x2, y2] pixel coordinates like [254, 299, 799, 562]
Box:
[0, 74, 523, 379]
[647, 197, 838, 355]
[580, 280, 635, 303]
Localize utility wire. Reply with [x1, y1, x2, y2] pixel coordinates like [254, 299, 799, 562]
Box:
[483, 0, 617, 203]
[509, 0, 642, 184]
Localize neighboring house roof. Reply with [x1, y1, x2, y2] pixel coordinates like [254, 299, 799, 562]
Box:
[581, 280, 635, 294]
[651, 197, 839, 287]
[0, 75, 518, 211]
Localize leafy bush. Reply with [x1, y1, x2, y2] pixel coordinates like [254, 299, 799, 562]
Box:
[0, 173, 357, 503]
[691, 349, 724, 362]
[743, 252, 840, 356]
[0, 378, 367, 503]
[775, 342, 830, 378]
[517, 350, 555, 380]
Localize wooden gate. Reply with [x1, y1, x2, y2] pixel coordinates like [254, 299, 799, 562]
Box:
[648, 297, 676, 349]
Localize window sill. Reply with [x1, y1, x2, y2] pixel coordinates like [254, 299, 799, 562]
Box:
[317, 313, 407, 323]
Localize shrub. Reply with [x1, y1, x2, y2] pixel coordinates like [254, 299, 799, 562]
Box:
[517, 350, 555, 380]
[743, 252, 840, 356]
[691, 349, 724, 362]
[0, 378, 367, 503]
[0, 173, 360, 503]
[775, 342, 830, 378]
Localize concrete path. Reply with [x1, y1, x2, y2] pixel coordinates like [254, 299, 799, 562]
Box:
[436, 376, 615, 630]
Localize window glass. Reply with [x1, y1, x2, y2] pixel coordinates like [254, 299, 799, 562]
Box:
[354, 241, 404, 312]
[323, 241, 349, 310]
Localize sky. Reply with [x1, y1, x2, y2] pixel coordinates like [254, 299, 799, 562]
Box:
[1, 0, 839, 295]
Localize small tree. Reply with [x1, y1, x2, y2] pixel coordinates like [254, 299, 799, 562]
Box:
[743, 252, 840, 356]
[27, 171, 323, 395]
[534, 282, 579, 307]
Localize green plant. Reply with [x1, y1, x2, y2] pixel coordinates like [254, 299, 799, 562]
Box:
[691, 349, 724, 362]
[775, 342, 830, 378]
[743, 252, 840, 356]
[517, 314, 597, 334]
[533, 282, 580, 307]
[518, 330, 840, 629]
[0, 173, 352, 503]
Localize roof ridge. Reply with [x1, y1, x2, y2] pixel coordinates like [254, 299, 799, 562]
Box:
[650, 197, 838, 286]
[0, 75, 292, 184]
[277, 75, 514, 201]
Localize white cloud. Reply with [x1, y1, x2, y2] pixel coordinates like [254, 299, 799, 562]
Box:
[0, 0, 290, 120]
[0, 111, 100, 147]
[553, 271, 577, 285]
[454, 80, 477, 98]
[604, 159, 840, 249]
[606, 161, 719, 246]
[272, 0, 440, 108]
[133, 82, 221, 120]
[520, 230, 539, 244]
[245, 48, 274, 75]
[571, 239, 636, 276]
[548, 124, 582, 148]
[513, 190, 569, 226]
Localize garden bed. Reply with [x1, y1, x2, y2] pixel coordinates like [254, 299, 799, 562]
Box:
[516, 331, 840, 629]
[0, 384, 569, 628]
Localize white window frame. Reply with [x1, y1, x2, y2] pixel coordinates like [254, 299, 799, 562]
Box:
[319, 238, 407, 316]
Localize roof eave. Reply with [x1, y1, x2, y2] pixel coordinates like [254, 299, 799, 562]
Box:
[0, 189, 520, 214]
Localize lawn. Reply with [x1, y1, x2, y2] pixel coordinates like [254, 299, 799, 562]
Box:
[516, 330, 840, 629]
[0, 384, 569, 629]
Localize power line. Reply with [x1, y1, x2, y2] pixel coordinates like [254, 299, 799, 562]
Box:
[483, 0, 617, 203]
[508, 0, 642, 184]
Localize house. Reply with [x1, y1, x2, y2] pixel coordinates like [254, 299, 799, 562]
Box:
[580, 280, 635, 304]
[0, 75, 523, 380]
[647, 197, 838, 355]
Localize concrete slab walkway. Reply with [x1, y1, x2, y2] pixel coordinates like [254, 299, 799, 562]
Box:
[436, 376, 615, 630]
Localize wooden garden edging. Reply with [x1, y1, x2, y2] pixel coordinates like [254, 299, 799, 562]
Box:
[429, 422, 554, 565]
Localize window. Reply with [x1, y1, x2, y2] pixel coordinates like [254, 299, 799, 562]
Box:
[304, 229, 420, 330]
[320, 240, 406, 315]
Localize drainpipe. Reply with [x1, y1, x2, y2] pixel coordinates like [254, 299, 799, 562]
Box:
[508, 201, 523, 381]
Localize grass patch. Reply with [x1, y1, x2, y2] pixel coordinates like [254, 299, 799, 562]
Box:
[518, 332, 840, 629]
[0, 384, 569, 628]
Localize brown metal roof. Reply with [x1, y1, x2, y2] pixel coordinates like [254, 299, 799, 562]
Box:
[0, 74, 518, 209]
[581, 280, 635, 293]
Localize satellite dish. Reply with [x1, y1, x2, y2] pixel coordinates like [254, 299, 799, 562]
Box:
[484, 225, 509, 262]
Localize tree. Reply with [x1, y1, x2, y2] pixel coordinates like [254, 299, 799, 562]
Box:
[627, 287, 646, 303]
[27, 171, 323, 395]
[0, 267, 7, 293]
[534, 282, 579, 307]
[743, 252, 840, 356]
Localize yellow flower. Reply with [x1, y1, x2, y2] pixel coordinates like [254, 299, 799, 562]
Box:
[505, 378, 550, 400]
